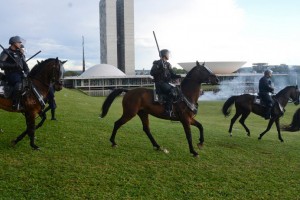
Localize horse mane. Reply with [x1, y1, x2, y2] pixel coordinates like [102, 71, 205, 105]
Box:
[29, 58, 54, 77]
[180, 65, 198, 87]
[275, 85, 297, 97]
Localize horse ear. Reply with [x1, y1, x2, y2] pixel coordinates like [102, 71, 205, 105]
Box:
[196, 61, 200, 66]
[62, 60, 68, 64]
[202, 62, 205, 66]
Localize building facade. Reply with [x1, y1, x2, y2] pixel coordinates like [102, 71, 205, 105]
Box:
[99, 0, 118, 68]
[99, 0, 135, 75]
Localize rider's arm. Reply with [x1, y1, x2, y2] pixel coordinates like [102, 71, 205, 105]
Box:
[150, 60, 163, 76]
[0, 50, 19, 69]
[168, 63, 181, 79]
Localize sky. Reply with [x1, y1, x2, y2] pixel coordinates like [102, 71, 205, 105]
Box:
[1, 0, 300, 71]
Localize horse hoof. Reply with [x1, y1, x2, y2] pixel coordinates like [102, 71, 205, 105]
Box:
[229, 133, 232, 137]
[280, 140, 284, 143]
[11, 140, 16, 147]
[162, 148, 169, 154]
[197, 143, 204, 150]
[111, 144, 117, 148]
[32, 145, 40, 150]
[258, 137, 261, 140]
[193, 153, 199, 158]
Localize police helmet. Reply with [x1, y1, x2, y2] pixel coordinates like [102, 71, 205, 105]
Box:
[160, 49, 170, 58]
[9, 36, 24, 45]
[264, 69, 273, 76]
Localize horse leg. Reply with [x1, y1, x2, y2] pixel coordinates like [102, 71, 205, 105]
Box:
[11, 130, 27, 147]
[27, 114, 39, 150]
[181, 120, 198, 157]
[239, 112, 251, 136]
[191, 118, 204, 149]
[258, 118, 275, 140]
[228, 112, 242, 137]
[12, 113, 39, 149]
[36, 110, 47, 129]
[275, 118, 284, 142]
[110, 114, 134, 147]
[137, 110, 160, 150]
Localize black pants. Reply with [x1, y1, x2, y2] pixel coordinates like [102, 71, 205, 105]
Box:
[259, 92, 274, 107]
[155, 82, 176, 114]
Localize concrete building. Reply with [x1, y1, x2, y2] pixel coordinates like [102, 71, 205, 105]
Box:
[99, 0, 135, 75]
[64, 64, 153, 96]
[99, 0, 118, 68]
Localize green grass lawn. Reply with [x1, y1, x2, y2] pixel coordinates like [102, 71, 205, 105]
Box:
[0, 88, 299, 199]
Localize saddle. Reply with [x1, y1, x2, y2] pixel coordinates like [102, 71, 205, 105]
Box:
[0, 73, 14, 98]
[0, 73, 44, 108]
[253, 95, 268, 107]
[254, 95, 285, 115]
[153, 84, 180, 104]
[153, 85, 198, 115]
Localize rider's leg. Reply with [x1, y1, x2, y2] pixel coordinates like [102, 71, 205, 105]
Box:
[12, 82, 23, 110]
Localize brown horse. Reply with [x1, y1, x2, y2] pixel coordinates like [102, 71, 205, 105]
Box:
[281, 108, 300, 132]
[0, 58, 66, 149]
[100, 61, 219, 157]
[222, 86, 300, 142]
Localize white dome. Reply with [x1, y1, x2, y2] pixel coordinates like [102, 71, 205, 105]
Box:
[80, 64, 126, 77]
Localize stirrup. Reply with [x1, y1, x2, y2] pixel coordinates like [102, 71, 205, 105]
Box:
[12, 104, 23, 111]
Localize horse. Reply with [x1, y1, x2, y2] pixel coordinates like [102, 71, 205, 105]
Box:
[100, 61, 219, 157]
[222, 86, 300, 142]
[0, 58, 66, 149]
[281, 108, 300, 132]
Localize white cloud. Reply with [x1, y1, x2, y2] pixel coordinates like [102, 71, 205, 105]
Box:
[134, 0, 246, 68]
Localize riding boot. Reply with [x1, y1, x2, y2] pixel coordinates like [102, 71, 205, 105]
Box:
[51, 109, 56, 120]
[164, 101, 173, 117]
[12, 83, 23, 110]
[265, 107, 272, 119]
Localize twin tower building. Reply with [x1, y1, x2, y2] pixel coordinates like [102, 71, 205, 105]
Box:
[99, 0, 135, 75]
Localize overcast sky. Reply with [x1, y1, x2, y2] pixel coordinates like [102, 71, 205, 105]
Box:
[1, 0, 300, 71]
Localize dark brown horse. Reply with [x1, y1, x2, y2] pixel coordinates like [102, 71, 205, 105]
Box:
[100, 61, 219, 157]
[222, 86, 300, 142]
[0, 58, 65, 149]
[281, 108, 300, 132]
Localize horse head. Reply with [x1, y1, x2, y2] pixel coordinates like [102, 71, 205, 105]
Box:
[290, 85, 300, 105]
[29, 58, 67, 91]
[185, 61, 219, 85]
[52, 58, 67, 91]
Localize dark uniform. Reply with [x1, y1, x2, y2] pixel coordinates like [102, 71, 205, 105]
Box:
[258, 70, 274, 119]
[150, 49, 181, 116]
[0, 36, 29, 110]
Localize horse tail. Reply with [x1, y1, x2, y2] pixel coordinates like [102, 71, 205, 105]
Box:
[222, 96, 238, 117]
[281, 108, 300, 132]
[100, 88, 129, 118]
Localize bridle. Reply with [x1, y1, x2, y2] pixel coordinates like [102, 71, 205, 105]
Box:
[50, 60, 64, 87]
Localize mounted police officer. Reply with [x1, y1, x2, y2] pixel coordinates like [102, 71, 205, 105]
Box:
[259, 69, 274, 119]
[0, 36, 29, 110]
[150, 49, 181, 116]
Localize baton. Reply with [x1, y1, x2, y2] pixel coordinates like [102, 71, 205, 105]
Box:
[26, 50, 41, 62]
[153, 31, 161, 57]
